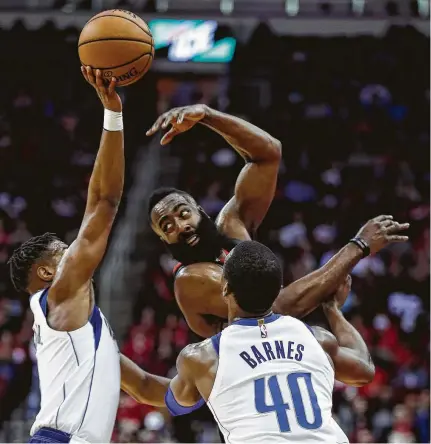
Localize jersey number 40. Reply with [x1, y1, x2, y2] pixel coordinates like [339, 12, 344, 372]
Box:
[254, 372, 322, 432]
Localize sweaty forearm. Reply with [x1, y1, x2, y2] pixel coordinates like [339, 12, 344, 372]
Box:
[201, 107, 281, 162]
[89, 128, 124, 207]
[323, 306, 370, 360]
[272, 243, 363, 317]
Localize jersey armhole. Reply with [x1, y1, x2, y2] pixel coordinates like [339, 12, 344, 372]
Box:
[31, 289, 102, 348]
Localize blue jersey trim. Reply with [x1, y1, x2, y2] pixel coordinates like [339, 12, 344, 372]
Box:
[89, 306, 102, 351]
[165, 386, 205, 416]
[302, 322, 315, 336]
[232, 312, 281, 327]
[211, 332, 222, 356]
[39, 288, 49, 317]
[29, 427, 71, 443]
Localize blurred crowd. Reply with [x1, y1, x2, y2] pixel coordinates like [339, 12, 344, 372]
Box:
[0, 20, 429, 444]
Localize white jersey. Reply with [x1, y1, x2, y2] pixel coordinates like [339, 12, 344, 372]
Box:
[29, 289, 121, 443]
[208, 313, 349, 443]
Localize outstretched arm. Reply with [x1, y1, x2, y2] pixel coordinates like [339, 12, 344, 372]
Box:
[120, 354, 170, 407]
[273, 243, 362, 317]
[120, 345, 203, 412]
[272, 216, 409, 318]
[50, 68, 124, 300]
[312, 276, 375, 386]
[147, 105, 281, 239]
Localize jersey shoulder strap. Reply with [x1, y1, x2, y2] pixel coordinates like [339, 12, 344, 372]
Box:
[29, 288, 49, 324]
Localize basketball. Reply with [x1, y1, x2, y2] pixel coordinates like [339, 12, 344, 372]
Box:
[78, 9, 154, 87]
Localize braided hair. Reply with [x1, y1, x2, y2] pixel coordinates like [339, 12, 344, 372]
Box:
[8, 232, 62, 292]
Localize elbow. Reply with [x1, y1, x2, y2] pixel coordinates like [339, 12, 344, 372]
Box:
[268, 138, 282, 161]
[363, 364, 376, 385]
[272, 138, 282, 153]
[351, 366, 376, 387]
[99, 195, 121, 209]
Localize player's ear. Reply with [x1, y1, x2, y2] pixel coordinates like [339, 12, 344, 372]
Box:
[150, 223, 165, 242]
[222, 280, 229, 302]
[37, 265, 54, 283]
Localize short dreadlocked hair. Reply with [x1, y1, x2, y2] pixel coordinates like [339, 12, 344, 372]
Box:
[147, 187, 195, 220]
[8, 232, 63, 292]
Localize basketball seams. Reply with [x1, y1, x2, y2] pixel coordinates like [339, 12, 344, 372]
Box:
[78, 37, 153, 48]
[84, 14, 152, 40]
[109, 54, 153, 86]
[79, 11, 154, 86]
[87, 52, 153, 72]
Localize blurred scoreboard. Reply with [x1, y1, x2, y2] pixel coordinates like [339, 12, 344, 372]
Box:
[149, 19, 236, 63]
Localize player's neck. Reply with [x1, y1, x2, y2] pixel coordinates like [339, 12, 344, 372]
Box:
[230, 309, 273, 323]
[28, 281, 51, 296]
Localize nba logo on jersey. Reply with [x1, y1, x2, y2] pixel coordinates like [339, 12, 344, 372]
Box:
[258, 318, 267, 338]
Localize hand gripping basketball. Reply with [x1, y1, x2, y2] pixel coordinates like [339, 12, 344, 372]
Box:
[81, 66, 122, 113]
[78, 9, 154, 87]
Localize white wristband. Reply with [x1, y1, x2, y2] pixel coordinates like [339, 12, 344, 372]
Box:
[103, 109, 123, 132]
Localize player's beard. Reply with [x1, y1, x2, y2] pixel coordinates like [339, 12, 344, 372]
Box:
[165, 210, 229, 265]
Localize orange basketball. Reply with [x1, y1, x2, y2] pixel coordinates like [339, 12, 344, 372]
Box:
[78, 9, 154, 87]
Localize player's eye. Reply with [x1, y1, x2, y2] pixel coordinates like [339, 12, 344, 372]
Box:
[180, 209, 190, 218]
[162, 222, 173, 233]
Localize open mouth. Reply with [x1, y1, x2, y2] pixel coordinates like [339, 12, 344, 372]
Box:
[186, 234, 200, 246]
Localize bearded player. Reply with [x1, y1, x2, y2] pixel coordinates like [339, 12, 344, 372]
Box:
[146, 105, 410, 338]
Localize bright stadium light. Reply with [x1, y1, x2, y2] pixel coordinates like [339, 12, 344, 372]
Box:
[285, 0, 299, 16]
[220, 0, 234, 15]
[417, 0, 429, 17]
[351, 0, 365, 15]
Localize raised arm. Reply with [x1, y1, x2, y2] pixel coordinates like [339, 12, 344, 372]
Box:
[202, 108, 281, 238]
[272, 215, 409, 318]
[312, 276, 375, 386]
[50, 68, 124, 300]
[146, 105, 281, 239]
